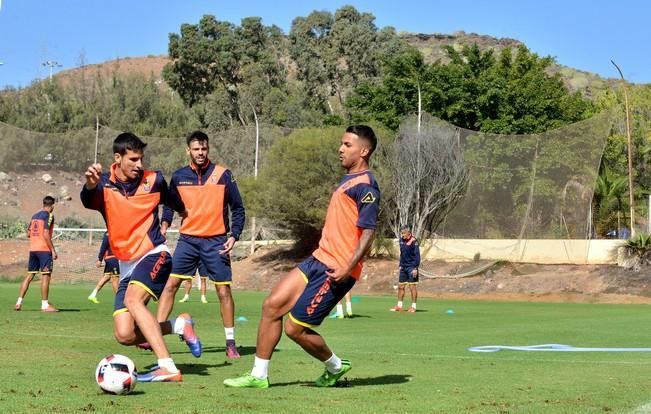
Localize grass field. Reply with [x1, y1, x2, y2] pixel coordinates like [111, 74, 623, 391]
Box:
[3, 283, 651, 413]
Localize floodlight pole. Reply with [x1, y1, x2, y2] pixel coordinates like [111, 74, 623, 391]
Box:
[611, 60, 635, 237]
[42, 60, 62, 81]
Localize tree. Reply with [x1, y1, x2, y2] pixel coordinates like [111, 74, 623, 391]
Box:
[389, 114, 468, 238]
[163, 15, 285, 126]
[289, 6, 404, 116]
[349, 44, 594, 134]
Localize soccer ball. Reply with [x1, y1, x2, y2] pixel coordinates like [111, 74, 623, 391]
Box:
[95, 354, 137, 395]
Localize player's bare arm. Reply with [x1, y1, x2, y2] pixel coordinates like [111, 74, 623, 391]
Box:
[326, 228, 376, 283]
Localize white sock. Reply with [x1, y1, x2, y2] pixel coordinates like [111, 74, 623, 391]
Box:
[16, 297, 23, 305]
[225, 327, 235, 341]
[251, 356, 269, 379]
[157, 358, 179, 373]
[173, 316, 186, 334]
[397, 301, 403, 308]
[336, 304, 344, 315]
[41, 300, 49, 309]
[181, 294, 190, 300]
[411, 302, 417, 310]
[346, 301, 352, 314]
[89, 289, 98, 298]
[324, 353, 342, 374]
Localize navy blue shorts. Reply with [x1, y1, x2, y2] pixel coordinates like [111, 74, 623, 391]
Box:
[289, 256, 356, 328]
[399, 267, 419, 284]
[113, 250, 172, 315]
[28, 252, 53, 274]
[171, 235, 232, 285]
[104, 258, 120, 277]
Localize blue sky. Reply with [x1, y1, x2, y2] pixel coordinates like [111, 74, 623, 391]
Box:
[0, 0, 649, 88]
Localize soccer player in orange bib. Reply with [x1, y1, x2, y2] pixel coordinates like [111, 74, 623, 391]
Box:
[224, 125, 380, 388]
[81, 132, 202, 382]
[15, 196, 58, 312]
[158, 130, 245, 359]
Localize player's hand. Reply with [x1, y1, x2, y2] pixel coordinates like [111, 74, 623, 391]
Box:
[219, 236, 236, 254]
[179, 210, 188, 219]
[160, 222, 169, 237]
[95, 260, 102, 268]
[84, 163, 102, 190]
[411, 268, 418, 276]
[53, 252, 58, 260]
[326, 267, 350, 283]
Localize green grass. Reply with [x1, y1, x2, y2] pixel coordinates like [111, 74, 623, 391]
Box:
[2, 283, 651, 413]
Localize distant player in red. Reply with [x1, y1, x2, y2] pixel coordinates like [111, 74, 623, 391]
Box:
[81, 132, 202, 383]
[87, 232, 120, 304]
[224, 125, 380, 388]
[15, 196, 59, 312]
[158, 131, 245, 359]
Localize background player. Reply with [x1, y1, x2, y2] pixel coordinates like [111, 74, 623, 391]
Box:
[159, 130, 245, 359]
[390, 226, 420, 312]
[88, 232, 119, 303]
[15, 195, 59, 312]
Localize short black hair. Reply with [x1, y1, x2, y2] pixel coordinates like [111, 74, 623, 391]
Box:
[113, 132, 147, 155]
[43, 196, 55, 207]
[186, 130, 209, 147]
[346, 125, 377, 157]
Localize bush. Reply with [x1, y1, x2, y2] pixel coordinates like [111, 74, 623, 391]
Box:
[0, 216, 27, 239]
[625, 233, 651, 266]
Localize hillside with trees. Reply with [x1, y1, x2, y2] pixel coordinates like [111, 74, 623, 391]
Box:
[0, 5, 649, 242]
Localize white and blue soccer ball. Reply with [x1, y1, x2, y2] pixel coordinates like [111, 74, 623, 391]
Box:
[95, 354, 137, 395]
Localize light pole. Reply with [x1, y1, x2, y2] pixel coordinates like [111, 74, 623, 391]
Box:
[42, 60, 62, 81]
[611, 60, 635, 238]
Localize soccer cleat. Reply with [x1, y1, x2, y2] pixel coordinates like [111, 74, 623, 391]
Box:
[226, 340, 241, 359]
[223, 373, 269, 388]
[136, 342, 152, 351]
[346, 311, 353, 318]
[315, 359, 351, 387]
[87, 296, 100, 304]
[41, 305, 59, 312]
[389, 306, 402, 312]
[137, 367, 182, 382]
[408, 307, 416, 313]
[178, 295, 190, 303]
[337, 313, 344, 319]
[14, 304, 22, 311]
[178, 313, 202, 357]
[201, 296, 208, 304]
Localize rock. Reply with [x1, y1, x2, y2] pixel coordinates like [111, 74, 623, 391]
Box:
[59, 185, 70, 197]
[10, 187, 18, 195]
[61, 195, 72, 201]
[497, 283, 504, 289]
[0, 171, 11, 182]
[41, 173, 53, 183]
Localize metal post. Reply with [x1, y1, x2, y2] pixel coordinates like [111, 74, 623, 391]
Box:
[249, 103, 259, 255]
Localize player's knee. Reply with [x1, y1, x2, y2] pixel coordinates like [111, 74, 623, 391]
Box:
[283, 319, 303, 341]
[261, 296, 283, 320]
[217, 286, 232, 301]
[113, 326, 135, 345]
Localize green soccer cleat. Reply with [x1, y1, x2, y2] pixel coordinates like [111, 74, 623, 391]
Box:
[315, 359, 351, 387]
[87, 296, 100, 304]
[223, 373, 269, 388]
